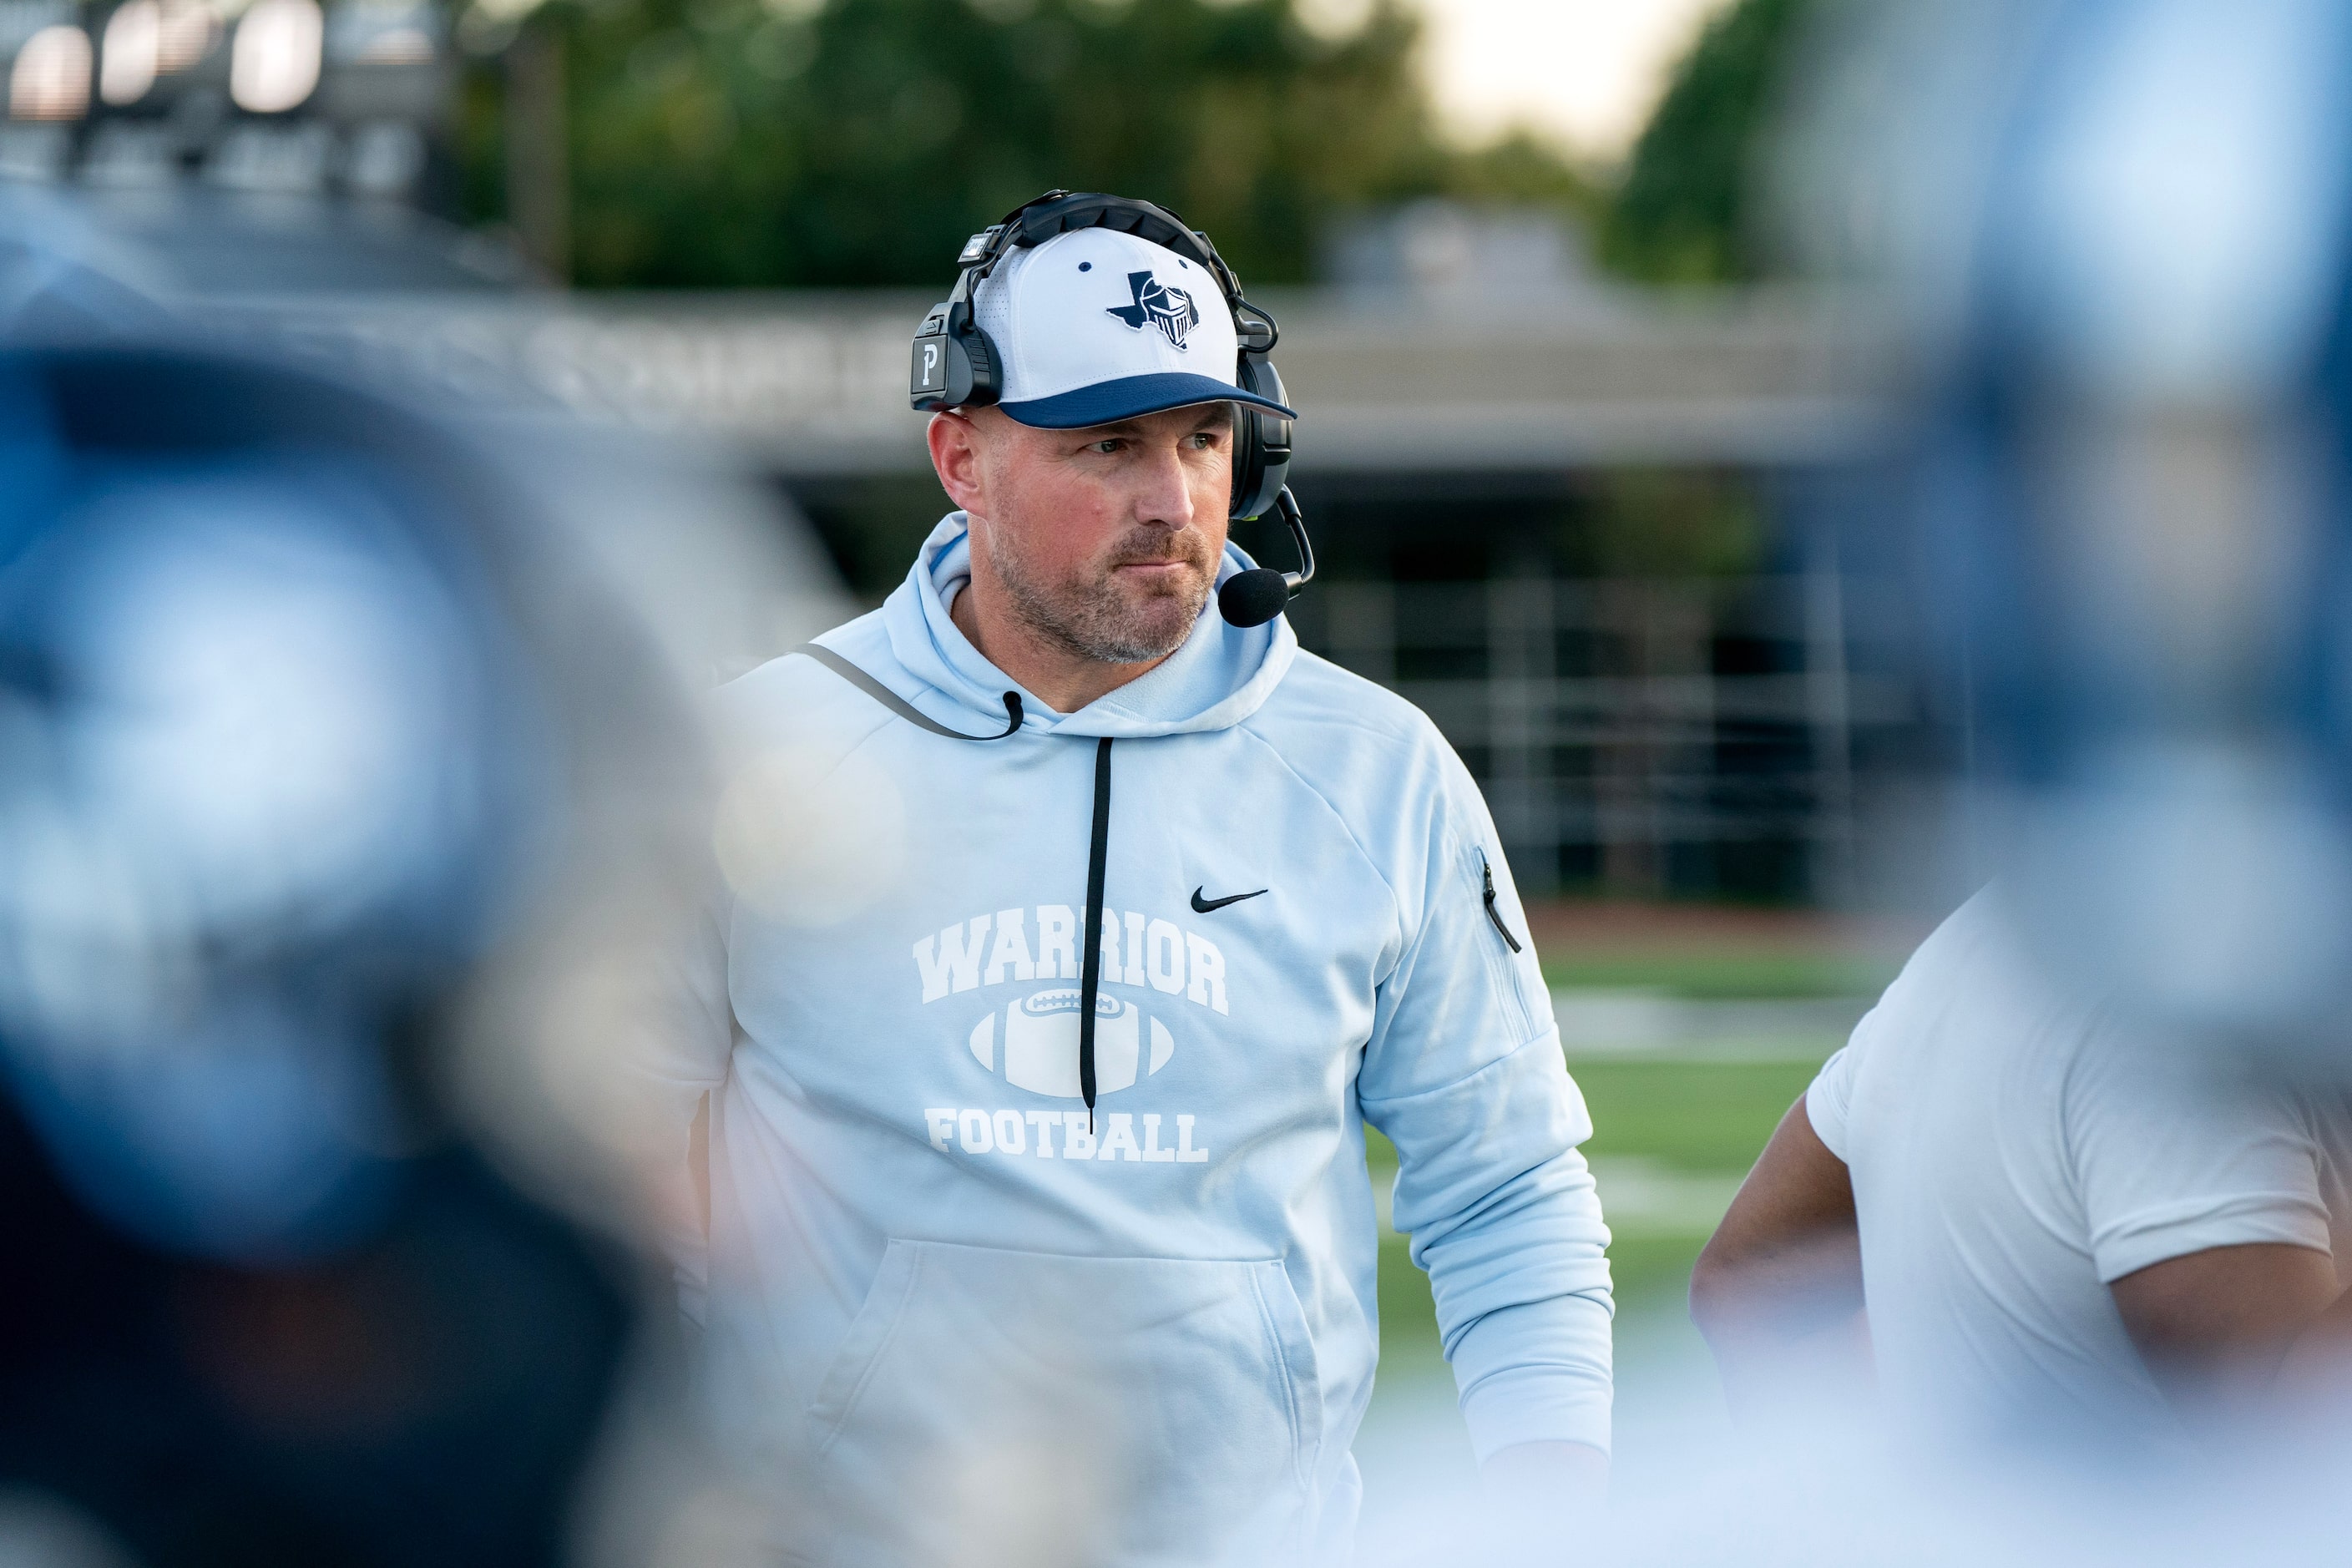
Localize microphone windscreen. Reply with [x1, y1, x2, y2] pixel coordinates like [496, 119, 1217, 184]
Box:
[1217, 568, 1289, 628]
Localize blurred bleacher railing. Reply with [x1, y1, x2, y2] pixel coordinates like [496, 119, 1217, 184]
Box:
[1288, 569, 1918, 900]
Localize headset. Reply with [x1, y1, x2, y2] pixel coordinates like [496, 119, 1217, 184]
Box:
[908, 189, 1313, 628]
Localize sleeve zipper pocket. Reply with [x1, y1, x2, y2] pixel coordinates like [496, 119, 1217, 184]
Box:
[1479, 850, 1524, 953]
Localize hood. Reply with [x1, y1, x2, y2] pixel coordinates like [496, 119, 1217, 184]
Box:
[878, 513, 1297, 740]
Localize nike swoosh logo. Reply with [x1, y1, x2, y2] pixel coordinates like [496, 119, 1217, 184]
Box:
[1191, 885, 1267, 913]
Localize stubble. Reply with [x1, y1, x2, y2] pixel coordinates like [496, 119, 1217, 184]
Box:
[986, 522, 1216, 665]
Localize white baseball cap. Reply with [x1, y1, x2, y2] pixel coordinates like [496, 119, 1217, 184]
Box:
[973, 225, 1298, 429]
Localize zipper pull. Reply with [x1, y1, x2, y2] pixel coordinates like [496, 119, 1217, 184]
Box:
[1479, 850, 1524, 953]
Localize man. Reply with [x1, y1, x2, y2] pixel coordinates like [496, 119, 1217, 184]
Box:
[1691, 885, 2352, 1455]
[660, 204, 1612, 1565]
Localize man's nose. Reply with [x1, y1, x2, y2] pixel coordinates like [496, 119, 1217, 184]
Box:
[1131, 443, 1196, 532]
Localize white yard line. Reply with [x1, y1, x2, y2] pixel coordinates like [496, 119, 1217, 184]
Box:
[1553, 989, 1865, 1060]
[1588, 1156, 1746, 1237]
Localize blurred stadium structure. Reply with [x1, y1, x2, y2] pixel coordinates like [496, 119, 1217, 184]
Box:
[0, 0, 1924, 908]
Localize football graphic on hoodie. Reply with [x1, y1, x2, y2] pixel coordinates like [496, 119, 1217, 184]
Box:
[970, 988, 1175, 1098]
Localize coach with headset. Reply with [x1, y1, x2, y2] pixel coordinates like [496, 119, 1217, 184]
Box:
[658, 192, 1614, 1565]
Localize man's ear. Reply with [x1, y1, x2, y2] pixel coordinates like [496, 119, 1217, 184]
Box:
[928, 411, 988, 517]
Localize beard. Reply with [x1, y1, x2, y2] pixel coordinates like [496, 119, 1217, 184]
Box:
[986, 521, 1217, 665]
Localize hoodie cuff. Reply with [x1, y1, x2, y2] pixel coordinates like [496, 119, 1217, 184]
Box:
[1451, 1293, 1615, 1462]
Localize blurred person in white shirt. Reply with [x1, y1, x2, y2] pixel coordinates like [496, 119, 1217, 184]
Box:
[1690, 885, 2352, 1455]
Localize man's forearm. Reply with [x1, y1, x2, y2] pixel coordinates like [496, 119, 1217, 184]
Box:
[1691, 1097, 1867, 1424]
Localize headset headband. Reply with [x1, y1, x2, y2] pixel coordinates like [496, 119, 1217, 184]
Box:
[948, 190, 1277, 353]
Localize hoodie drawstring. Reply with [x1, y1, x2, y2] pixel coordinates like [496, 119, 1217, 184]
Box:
[1076, 737, 1114, 1132]
[792, 645, 1112, 1129]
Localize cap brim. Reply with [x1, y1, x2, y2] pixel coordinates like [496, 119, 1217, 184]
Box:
[999, 372, 1297, 430]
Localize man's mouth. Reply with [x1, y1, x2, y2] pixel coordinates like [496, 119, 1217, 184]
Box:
[1110, 558, 1198, 582]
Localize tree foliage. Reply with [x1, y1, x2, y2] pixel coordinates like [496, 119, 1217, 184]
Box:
[460, 0, 1584, 289]
[1599, 0, 1813, 286]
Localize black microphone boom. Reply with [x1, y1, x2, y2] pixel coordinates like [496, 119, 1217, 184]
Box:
[1218, 487, 1315, 629]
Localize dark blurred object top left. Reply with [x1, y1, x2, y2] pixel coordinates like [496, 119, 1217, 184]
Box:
[0, 334, 807, 1562]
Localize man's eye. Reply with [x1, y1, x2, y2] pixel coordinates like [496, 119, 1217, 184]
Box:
[1090, 439, 1124, 454]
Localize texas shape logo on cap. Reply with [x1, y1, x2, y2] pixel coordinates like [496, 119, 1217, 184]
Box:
[1105, 270, 1200, 351]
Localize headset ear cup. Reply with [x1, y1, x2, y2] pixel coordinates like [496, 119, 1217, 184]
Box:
[946, 323, 1003, 408]
[1230, 402, 1262, 520]
[964, 324, 1002, 405]
[1230, 353, 1292, 521]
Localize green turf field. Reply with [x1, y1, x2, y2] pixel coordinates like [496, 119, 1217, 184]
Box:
[1365, 1052, 1829, 1393]
[1539, 950, 1897, 1000]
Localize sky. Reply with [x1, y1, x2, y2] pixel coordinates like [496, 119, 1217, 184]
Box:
[1373, 0, 1739, 161]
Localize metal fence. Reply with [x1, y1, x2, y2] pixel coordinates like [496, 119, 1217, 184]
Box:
[1283, 558, 1920, 901]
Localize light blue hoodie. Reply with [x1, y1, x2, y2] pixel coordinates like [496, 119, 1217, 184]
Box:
[679, 516, 1612, 1565]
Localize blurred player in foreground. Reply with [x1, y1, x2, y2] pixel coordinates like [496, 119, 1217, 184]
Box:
[0, 338, 821, 1565]
[655, 193, 1613, 1565]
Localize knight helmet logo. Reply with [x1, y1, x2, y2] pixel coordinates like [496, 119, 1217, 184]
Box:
[971, 988, 1175, 1098]
[1105, 271, 1201, 350]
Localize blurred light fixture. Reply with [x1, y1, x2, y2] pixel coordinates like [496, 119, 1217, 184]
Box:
[99, 0, 159, 106]
[10, 24, 91, 121]
[229, 0, 321, 114]
[155, 0, 214, 72]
